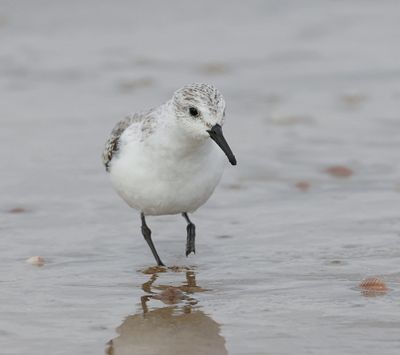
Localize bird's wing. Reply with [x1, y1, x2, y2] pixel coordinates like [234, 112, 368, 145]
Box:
[102, 113, 145, 171]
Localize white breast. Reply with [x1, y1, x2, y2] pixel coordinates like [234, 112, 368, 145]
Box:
[109, 124, 226, 216]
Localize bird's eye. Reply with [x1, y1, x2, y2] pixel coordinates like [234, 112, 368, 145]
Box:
[189, 107, 199, 117]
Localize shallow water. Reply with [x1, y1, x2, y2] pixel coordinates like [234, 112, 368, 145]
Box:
[1, 1, 400, 354]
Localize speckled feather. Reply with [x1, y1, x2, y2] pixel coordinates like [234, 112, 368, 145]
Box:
[102, 111, 156, 171]
[173, 83, 225, 122]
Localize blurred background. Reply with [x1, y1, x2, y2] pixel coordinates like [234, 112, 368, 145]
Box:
[1, 1, 400, 354]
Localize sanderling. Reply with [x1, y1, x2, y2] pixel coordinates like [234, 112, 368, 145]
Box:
[103, 83, 237, 266]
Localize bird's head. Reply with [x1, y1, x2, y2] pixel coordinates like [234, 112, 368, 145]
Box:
[172, 83, 236, 165]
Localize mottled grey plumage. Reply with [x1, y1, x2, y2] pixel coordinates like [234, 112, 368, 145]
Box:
[102, 111, 156, 171]
[173, 83, 224, 118]
[103, 116, 133, 171]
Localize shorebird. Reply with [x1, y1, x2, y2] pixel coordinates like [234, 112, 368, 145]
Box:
[103, 83, 237, 266]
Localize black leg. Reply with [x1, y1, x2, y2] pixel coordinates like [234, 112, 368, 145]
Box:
[141, 213, 165, 266]
[182, 213, 196, 257]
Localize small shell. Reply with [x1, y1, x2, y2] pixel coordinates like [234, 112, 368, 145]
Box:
[8, 207, 27, 213]
[295, 181, 310, 191]
[26, 256, 45, 266]
[325, 166, 353, 178]
[359, 277, 388, 296]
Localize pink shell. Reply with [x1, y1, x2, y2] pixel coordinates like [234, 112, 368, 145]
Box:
[359, 277, 388, 295]
[326, 166, 353, 178]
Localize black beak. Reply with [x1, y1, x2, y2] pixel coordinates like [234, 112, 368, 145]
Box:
[207, 124, 237, 166]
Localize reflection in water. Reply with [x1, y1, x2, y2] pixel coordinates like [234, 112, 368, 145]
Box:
[106, 269, 227, 355]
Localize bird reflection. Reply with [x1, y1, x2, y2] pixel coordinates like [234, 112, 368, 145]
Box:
[106, 268, 227, 355]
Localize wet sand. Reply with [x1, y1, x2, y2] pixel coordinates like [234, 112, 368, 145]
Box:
[1, 1, 400, 354]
